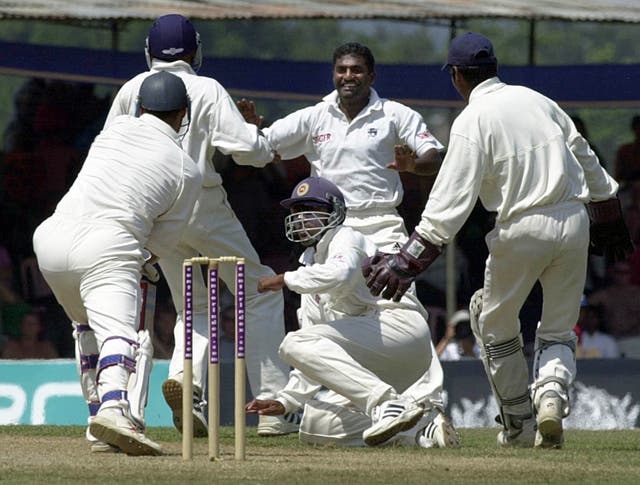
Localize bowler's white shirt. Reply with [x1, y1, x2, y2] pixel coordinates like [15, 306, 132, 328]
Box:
[264, 88, 443, 211]
[106, 60, 273, 188]
[417, 77, 618, 245]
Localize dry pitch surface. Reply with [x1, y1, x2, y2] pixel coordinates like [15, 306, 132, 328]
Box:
[1, 426, 639, 484]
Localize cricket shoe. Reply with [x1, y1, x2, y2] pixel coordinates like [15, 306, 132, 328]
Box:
[496, 413, 536, 448]
[363, 399, 424, 447]
[86, 419, 120, 453]
[416, 410, 461, 448]
[535, 391, 564, 449]
[257, 411, 302, 437]
[162, 378, 208, 438]
[89, 406, 162, 456]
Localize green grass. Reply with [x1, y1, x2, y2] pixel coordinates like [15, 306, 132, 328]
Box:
[0, 426, 638, 484]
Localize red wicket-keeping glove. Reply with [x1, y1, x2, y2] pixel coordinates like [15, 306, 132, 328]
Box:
[362, 231, 441, 302]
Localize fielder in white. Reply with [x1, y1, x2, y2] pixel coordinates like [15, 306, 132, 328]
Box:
[104, 14, 295, 437]
[364, 32, 633, 448]
[33, 72, 202, 455]
[238, 42, 449, 417]
[247, 176, 458, 448]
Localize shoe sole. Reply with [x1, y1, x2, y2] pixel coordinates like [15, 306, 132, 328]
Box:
[257, 423, 299, 437]
[89, 419, 162, 456]
[437, 417, 461, 448]
[536, 417, 564, 449]
[364, 406, 424, 447]
[90, 442, 121, 453]
[162, 379, 208, 438]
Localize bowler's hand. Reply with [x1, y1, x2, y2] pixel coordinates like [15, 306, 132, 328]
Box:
[258, 274, 286, 293]
[387, 144, 417, 172]
[245, 399, 285, 416]
[237, 98, 264, 128]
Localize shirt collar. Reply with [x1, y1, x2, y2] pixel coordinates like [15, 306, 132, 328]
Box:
[296, 227, 339, 265]
[468, 77, 505, 103]
[150, 59, 197, 76]
[323, 88, 382, 117]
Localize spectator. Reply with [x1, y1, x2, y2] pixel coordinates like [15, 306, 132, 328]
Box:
[575, 298, 620, 359]
[436, 309, 480, 361]
[614, 115, 640, 185]
[1, 310, 59, 359]
[588, 262, 640, 358]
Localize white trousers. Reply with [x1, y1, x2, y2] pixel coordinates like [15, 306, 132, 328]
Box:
[477, 201, 588, 415]
[33, 217, 143, 417]
[279, 305, 432, 416]
[344, 209, 444, 408]
[165, 184, 289, 399]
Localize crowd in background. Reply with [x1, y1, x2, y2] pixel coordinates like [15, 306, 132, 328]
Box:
[1, 77, 639, 360]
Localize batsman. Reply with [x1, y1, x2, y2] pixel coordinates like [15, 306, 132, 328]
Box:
[364, 32, 633, 448]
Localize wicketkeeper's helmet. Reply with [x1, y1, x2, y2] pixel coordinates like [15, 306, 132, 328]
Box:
[281, 176, 346, 246]
[145, 14, 202, 71]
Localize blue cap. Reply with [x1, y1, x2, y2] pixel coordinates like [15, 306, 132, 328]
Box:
[147, 14, 199, 61]
[281, 177, 345, 209]
[443, 32, 497, 70]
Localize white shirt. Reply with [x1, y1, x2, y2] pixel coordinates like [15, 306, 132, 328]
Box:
[417, 77, 618, 246]
[264, 88, 443, 211]
[105, 60, 273, 188]
[53, 114, 201, 259]
[284, 225, 426, 323]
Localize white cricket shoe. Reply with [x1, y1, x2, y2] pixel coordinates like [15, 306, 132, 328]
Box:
[363, 399, 424, 447]
[535, 391, 564, 449]
[257, 412, 302, 437]
[416, 410, 460, 448]
[162, 378, 208, 438]
[89, 406, 162, 456]
[86, 419, 120, 453]
[497, 414, 536, 448]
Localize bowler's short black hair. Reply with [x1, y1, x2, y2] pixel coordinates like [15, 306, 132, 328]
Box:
[332, 42, 375, 72]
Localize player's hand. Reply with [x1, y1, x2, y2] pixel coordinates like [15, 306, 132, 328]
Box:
[364, 231, 441, 302]
[258, 274, 286, 293]
[387, 144, 417, 172]
[587, 197, 634, 262]
[245, 399, 285, 416]
[362, 250, 389, 279]
[237, 98, 264, 128]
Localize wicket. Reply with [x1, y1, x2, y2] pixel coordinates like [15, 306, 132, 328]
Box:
[182, 256, 246, 461]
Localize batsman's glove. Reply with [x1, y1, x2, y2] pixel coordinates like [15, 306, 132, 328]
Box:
[362, 231, 441, 302]
[586, 197, 634, 262]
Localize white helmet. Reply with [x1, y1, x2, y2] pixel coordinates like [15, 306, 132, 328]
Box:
[281, 177, 346, 246]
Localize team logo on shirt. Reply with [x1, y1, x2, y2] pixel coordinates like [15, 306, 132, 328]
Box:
[368, 128, 378, 137]
[312, 133, 331, 144]
[296, 182, 310, 197]
[417, 130, 433, 139]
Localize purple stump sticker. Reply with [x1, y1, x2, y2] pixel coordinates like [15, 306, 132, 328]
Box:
[184, 263, 193, 360]
[236, 262, 245, 359]
[209, 265, 219, 365]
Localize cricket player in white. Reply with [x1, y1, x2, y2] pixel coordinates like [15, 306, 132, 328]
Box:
[33, 72, 202, 455]
[365, 33, 633, 449]
[104, 14, 294, 437]
[238, 42, 449, 420]
[247, 177, 458, 448]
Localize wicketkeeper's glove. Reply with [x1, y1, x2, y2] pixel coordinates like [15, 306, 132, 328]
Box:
[362, 231, 441, 302]
[586, 197, 634, 262]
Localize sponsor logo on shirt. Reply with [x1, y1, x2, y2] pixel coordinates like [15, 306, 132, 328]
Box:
[368, 128, 378, 137]
[417, 130, 433, 139]
[312, 133, 331, 144]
